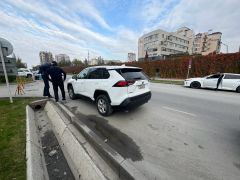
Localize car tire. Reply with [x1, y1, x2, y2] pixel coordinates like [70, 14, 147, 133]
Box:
[68, 85, 77, 99]
[27, 74, 32, 78]
[190, 81, 201, 89]
[96, 95, 113, 116]
[236, 86, 240, 93]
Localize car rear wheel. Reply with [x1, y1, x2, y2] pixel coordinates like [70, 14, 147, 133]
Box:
[236, 86, 240, 93]
[190, 81, 201, 89]
[27, 74, 32, 78]
[68, 85, 77, 99]
[96, 95, 113, 116]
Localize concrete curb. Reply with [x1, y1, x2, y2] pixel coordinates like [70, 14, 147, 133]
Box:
[54, 101, 147, 180]
[27, 99, 147, 179]
[45, 101, 107, 180]
[26, 105, 49, 180]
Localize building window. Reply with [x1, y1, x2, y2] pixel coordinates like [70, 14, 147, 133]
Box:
[162, 34, 164, 38]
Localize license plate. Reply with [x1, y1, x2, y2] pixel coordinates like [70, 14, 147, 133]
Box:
[138, 84, 145, 89]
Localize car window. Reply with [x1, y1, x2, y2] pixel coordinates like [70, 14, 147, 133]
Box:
[206, 74, 221, 79]
[102, 68, 110, 79]
[224, 74, 240, 79]
[116, 68, 147, 80]
[88, 68, 102, 79]
[87, 68, 110, 79]
[77, 68, 88, 79]
[18, 70, 23, 72]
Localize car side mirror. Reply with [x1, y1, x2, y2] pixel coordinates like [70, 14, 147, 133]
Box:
[72, 74, 78, 80]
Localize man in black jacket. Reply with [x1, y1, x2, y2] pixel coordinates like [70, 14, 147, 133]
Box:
[38, 63, 52, 98]
[216, 73, 224, 90]
[46, 61, 66, 102]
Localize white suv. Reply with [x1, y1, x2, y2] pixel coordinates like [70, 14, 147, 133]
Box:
[67, 65, 151, 116]
[17, 68, 33, 78]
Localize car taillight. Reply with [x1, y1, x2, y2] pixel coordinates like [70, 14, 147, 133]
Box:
[113, 80, 135, 87]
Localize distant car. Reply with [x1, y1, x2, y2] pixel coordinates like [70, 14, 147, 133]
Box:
[184, 73, 240, 93]
[17, 68, 33, 78]
[67, 65, 151, 116]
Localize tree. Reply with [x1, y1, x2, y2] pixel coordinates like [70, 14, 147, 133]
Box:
[84, 58, 88, 66]
[32, 65, 40, 71]
[16, 57, 27, 68]
[58, 59, 72, 67]
[72, 58, 84, 66]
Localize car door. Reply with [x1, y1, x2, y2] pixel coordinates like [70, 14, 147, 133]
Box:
[84, 68, 103, 99]
[203, 74, 220, 88]
[222, 74, 240, 90]
[72, 68, 89, 94]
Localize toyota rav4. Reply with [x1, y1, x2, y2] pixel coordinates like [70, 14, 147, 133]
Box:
[67, 65, 151, 116]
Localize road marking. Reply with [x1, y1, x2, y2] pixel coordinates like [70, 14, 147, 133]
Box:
[162, 106, 196, 117]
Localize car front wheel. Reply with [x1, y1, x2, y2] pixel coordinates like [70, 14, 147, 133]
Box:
[190, 81, 201, 89]
[96, 95, 113, 116]
[68, 85, 77, 99]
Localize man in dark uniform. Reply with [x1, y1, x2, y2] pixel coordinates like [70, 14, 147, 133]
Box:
[38, 63, 52, 98]
[46, 61, 66, 102]
[216, 73, 224, 90]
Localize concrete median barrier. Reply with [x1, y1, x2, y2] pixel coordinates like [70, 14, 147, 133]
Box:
[26, 99, 147, 180]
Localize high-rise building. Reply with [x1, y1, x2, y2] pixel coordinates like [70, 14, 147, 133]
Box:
[138, 27, 194, 61]
[90, 56, 104, 65]
[39, 51, 53, 64]
[128, 53, 136, 62]
[55, 54, 70, 63]
[193, 32, 222, 55]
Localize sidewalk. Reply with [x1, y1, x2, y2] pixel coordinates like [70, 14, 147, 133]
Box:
[152, 78, 184, 81]
[0, 75, 72, 98]
[0, 80, 52, 98]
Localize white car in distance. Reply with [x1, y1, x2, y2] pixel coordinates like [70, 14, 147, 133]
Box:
[184, 73, 240, 93]
[17, 68, 33, 78]
[67, 65, 152, 116]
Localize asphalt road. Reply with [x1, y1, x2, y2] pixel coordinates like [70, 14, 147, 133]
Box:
[1, 80, 240, 179]
[63, 83, 240, 180]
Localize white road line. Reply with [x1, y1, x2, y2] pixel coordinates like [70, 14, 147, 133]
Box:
[162, 106, 196, 117]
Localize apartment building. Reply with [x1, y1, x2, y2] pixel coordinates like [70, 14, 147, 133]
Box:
[55, 54, 70, 63]
[138, 27, 194, 61]
[193, 32, 222, 55]
[127, 52, 136, 62]
[39, 51, 54, 64]
[90, 56, 104, 65]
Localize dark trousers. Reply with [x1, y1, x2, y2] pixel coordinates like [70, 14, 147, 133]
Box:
[43, 77, 50, 96]
[52, 81, 65, 101]
[216, 76, 224, 89]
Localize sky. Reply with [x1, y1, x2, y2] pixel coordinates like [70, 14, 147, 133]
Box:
[0, 0, 240, 67]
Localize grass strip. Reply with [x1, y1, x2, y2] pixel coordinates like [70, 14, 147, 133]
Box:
[0, 98, 39, 180]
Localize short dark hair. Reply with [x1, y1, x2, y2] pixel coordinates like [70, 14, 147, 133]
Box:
[52, 61, 58, 66]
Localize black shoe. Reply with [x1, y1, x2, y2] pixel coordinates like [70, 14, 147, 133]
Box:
[48, 95, 53, 98]
[62, 98, 66, 101]
[55, 99, 59, 102]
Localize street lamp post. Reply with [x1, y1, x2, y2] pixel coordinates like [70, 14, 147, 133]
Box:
[221, 42, 229, 53]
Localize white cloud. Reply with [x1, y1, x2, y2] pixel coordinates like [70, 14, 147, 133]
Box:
[138, 0, 240, 53]
[1, 0, 239, 67]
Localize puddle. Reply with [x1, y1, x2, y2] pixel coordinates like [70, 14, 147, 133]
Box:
[72, 108, 143, 162]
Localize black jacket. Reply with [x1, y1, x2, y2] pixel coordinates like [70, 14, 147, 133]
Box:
[46, 66, 66, 83]
[38, 63, 51, 78]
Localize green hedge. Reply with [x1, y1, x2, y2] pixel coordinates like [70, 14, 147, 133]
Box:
[0, 76, 16, 83]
